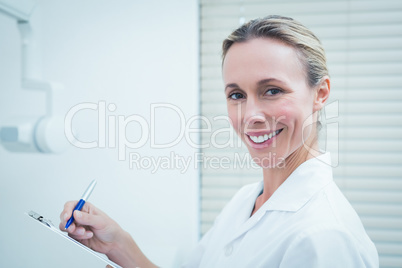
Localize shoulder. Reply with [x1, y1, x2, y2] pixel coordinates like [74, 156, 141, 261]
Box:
[295, 181, 365, 232]
[277, 182, 379, 267]
[280, 223, 379, 268]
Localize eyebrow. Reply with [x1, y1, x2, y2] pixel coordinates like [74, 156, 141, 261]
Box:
[224, 83, 240, 92]
[224, 78, 285, 91]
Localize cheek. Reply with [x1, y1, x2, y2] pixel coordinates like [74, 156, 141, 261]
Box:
[227, 104, 241, 133]
[275, 108, 307, 144]
[273, 104, 296, 129]
[280, 101, 314, 141]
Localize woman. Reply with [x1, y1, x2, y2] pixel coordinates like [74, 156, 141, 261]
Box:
[60, 16, 378, 267]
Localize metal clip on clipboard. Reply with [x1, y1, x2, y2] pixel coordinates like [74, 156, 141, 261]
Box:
[28, 210, 54, 228]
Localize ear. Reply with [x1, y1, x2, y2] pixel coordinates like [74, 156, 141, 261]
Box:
[313, 76, 330, 112]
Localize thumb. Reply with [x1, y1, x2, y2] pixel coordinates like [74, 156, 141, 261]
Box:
[74, 210, 104, 229]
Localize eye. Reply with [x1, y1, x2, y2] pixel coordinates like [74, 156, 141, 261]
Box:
[265, 88, 282, 96]
[228, 92, 244, 100]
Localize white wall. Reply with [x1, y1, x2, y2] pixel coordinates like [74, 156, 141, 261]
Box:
[0, 0, 199, 267]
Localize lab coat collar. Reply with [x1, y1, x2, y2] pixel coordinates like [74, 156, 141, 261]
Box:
[229, 153, 333, 245]
[258, 152, 333, 213]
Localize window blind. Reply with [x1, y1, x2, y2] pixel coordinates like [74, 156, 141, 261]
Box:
[200, 0, 402, 267]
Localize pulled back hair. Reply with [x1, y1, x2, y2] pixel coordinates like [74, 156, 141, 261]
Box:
[222, 15, 329, 87]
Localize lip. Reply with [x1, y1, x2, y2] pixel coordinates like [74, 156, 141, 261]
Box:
[245, 128, 284, 149]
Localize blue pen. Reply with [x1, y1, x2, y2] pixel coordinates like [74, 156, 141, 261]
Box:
[65, 180, 97, 229]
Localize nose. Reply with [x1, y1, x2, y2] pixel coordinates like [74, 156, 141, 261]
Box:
[242, 97, 267, 127]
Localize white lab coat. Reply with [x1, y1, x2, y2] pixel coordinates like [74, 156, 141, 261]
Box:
[184, 153, 379, 267]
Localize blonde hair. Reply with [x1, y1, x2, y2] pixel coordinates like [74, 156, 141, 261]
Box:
[222, 15, 328, 87]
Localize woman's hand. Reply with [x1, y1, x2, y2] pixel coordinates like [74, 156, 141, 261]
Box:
[59, 201, 158, 268]
[59, 201, 123, 255]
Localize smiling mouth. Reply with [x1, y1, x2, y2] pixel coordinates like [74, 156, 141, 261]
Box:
[246, 128, 284, 144]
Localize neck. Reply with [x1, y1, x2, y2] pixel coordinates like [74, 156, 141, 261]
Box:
[260, 133, 319, 203]
[252, 140, 317, 217]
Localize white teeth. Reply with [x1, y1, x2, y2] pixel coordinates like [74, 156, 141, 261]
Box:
[249, 129, 281, 144]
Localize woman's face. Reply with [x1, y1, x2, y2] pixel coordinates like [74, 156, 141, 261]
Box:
[223, 38, 318, 168]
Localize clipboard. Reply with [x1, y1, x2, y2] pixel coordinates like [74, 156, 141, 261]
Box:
[26, 210, 122, 268]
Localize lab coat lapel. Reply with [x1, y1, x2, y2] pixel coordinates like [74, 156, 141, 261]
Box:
[227, 153, 333, 244]
[225, 181, 266, 244]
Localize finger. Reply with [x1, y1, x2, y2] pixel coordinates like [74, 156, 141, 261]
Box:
[60, 201, 97, 228]
[70, 225, 86, 236]
[68, 230, 94, 241]
[59, 221, 67, 232]
[60, 200, 78, 222]
[59, 221, 76, 233]
[82, 202, 109, 219]
[63, 220, 93, 240]
[60, 202, 96, 223]
[60, 211, 73, 228]
[80, 201, 96, 214]
[64, 200, 78, 210]
[69, 226, 94, 239]
[73, 210, 105, 229]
